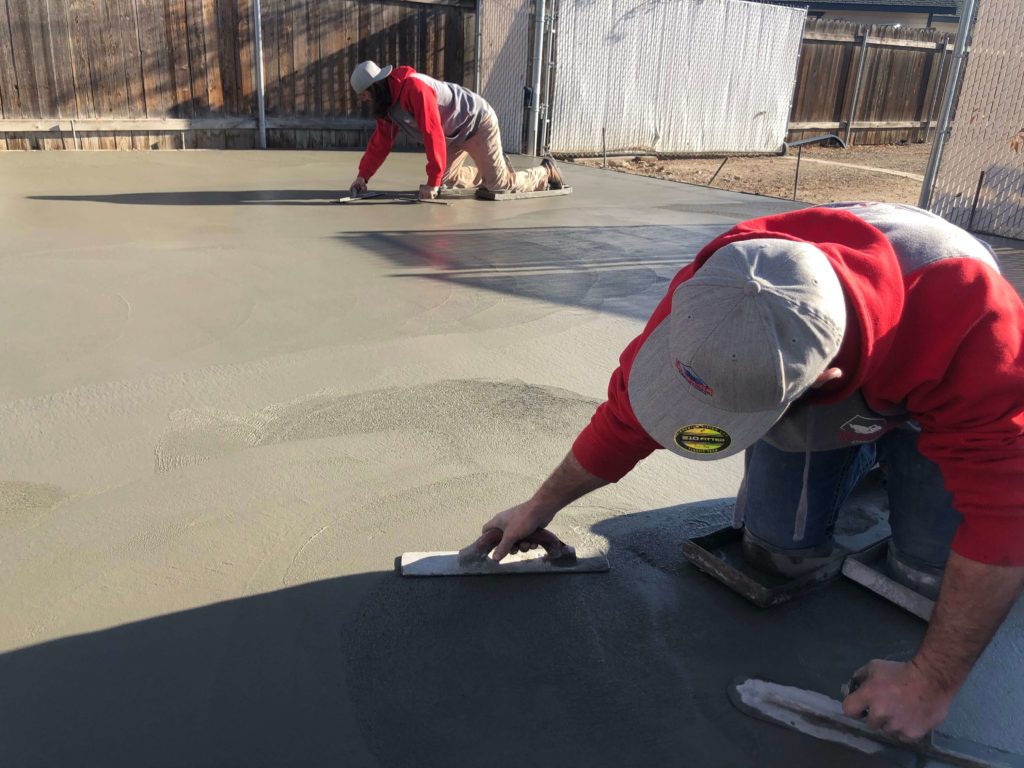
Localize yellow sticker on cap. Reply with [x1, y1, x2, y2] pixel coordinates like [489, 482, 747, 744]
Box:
[674, 424, 732, 454]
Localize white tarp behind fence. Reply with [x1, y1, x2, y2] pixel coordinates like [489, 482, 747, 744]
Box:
[549, 0, 806, 156]
[479, 0, 533, 154]
[929, 0, 1024, 239]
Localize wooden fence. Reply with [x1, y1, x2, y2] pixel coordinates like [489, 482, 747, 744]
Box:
[787, 18, 954, 146]
[0, 7, 956, 150]
[0, 0, 474, 150]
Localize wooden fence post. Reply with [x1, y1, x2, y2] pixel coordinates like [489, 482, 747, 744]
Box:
[923, 37, 950, 143]
[844, 26, 869, 147]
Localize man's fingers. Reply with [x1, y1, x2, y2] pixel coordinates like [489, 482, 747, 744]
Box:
[490, 533, 516, 562]
[841, 686, 870, 719]
[841, 660, 875, 716]
[491, 531, 541, 560]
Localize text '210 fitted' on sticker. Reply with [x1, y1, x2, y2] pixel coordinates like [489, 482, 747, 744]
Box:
[673, 424, 731, 454]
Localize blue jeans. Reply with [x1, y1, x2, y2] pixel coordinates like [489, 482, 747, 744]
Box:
[741, 428, 962, 570]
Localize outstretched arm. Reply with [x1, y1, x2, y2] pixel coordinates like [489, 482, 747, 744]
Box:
[843, 551, 1024, 739]
[357, 119, 398, 183]
[483, 451, 609, 562]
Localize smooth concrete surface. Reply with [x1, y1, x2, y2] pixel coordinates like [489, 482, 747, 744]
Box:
[0, 151, 1021, 767]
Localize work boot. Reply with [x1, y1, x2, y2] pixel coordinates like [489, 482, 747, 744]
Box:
[742, 529, 838, 578]
[885, 544, 943, 600]
[541, 154, 565, 189]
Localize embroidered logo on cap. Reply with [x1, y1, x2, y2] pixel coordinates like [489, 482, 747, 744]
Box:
[675, 360, 714, 397]
[674, 424, 731, 454]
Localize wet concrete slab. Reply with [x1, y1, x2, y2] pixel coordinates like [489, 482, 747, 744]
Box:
[0, 151, 1020, 767]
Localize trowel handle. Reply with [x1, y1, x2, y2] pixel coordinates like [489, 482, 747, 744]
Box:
[460, 527, 577, 562]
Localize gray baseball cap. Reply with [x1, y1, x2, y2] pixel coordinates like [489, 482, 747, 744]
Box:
[350, 60, 393, 94]
[627, 238, 847, 460]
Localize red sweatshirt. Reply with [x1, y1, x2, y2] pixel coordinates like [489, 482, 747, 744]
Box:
[357, 66, 488, 188]
[572, 203, 1024, 565]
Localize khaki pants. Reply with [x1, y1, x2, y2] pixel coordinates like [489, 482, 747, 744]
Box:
[442, 108, 549, 193]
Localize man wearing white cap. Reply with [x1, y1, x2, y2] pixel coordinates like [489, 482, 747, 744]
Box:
[346, 60, 563, 200]
[481, 202, 1024, 740]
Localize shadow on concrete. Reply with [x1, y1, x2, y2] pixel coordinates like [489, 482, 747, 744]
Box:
[0, 500, 924, 768]
[337, 224, 725, 322]
[28, 190, 355, 206]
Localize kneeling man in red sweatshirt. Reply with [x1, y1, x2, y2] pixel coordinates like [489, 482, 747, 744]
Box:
[482, 201, 1024, 740]
[347, 61, 564, 200]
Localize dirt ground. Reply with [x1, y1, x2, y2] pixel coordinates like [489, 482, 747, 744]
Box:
[570, 142, 932, 205]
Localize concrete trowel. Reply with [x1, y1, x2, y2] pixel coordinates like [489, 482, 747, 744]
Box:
[728, 677, 1024, 768]
[399, 528, 609, 576]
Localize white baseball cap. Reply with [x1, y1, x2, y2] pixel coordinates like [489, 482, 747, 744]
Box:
[627, 238, 847, 460]
[350, 60, 393, 94]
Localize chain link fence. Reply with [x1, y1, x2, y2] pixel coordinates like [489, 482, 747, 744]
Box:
[478, 0, 534, 153]
[546, 0, 805, 156]
[929, 0, 1024, 239]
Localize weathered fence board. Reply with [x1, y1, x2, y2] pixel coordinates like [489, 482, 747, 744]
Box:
[787, 18, 954, 146]
[0, 0, 473, 150]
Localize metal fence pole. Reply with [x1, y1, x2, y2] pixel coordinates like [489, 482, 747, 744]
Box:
[252, 0, 268, 150]
[793, 145, 803, 200]
[537, 5, 556, 154]
[919, 0, 978, 209]
[474, 0, 482, 93]
[844, 27, 869, 147]
[967, 170, 986, 231]
[525, 0, 546, 156]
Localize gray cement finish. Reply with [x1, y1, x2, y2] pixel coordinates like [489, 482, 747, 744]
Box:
[0, 151, 1020, 767]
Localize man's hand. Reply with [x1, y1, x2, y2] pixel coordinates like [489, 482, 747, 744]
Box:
[844, 552, 1024, 741]
[350, 176, 368, 196]
[482, 502, 557, 562]
[418, 184, 440, 200]
[841, 658, 954, 740]
[480, 451, 609, 562]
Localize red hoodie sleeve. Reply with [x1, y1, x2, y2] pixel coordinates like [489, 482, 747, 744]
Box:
[399, 77, 447, 187]
[358, 118, 397, 182]
[870, 260, 1024, 566]
[571, 264, 699, 481]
